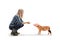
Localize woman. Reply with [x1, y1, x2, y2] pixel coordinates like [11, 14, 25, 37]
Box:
[9, 9, 30, 36]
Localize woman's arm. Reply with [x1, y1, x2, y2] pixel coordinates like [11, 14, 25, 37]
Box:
[22, 22, 30, 24]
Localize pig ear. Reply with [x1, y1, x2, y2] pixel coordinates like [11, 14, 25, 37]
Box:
[33, 24, 36, 26]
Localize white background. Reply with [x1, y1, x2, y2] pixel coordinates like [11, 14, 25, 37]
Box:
[0, 0, 60, 40]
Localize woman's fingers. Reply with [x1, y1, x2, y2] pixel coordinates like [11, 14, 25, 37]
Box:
[26, 22, 30, 24]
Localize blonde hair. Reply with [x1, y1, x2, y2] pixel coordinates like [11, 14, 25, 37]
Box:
[18, 9, 23, 12]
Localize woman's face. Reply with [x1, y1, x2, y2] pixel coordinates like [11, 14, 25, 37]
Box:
[18, 10, 23, 18]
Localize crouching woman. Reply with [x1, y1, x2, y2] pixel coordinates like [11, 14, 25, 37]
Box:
[9, 9, 30, 36]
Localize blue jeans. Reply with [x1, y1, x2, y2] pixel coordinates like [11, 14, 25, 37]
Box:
[9, 23, 24, 30]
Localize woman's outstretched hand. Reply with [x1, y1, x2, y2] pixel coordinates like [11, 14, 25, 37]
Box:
[25, 22, 30, 24]
[22, 22, 30, 24]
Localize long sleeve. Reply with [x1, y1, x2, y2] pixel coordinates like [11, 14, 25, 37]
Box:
[9, 15, 17, 26]
[9, 15, 24, 26]
[9, 15, 24, 30]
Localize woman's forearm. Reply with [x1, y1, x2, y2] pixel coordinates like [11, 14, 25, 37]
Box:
[22, 22, 30, 24]
[22, 22, 26, 24]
